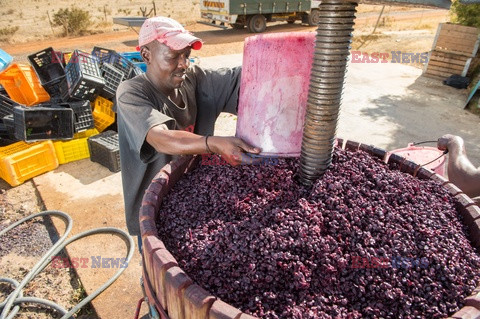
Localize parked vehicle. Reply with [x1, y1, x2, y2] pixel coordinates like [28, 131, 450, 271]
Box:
[199, 0, 322, 33]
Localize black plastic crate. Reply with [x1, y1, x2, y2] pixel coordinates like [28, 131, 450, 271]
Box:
[65, 100, 94, 133]
[42, 100, 94, 133]
[100, 63, 124, 99]
[0, 118, 15, 139]
[13, 105, 74, 142]
[0, 93, 21, 118]
[1, 115, 18, 145]
[87, 130, 120, 172]
[59, 50, 105, 102]
[28, 47, 66, 97]
[2, 114, 15, 135]
[0, 121, 7, 137]
[92, 47, 136, 80]
[43, 79, 63, 101]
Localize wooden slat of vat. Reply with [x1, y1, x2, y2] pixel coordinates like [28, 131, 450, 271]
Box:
[152, 249, 178, 312]
[165, 266, 193, 319]
[344, 140, 360, 152]
[442, 182, 463, 197]
[184, 284, 216, 319]
[143, 236, 166, 286]
[469, 219, 480, 250]
[465, 286, 480, 310]
[450, 305, 480, 318]
[454, 193, 480, 249]
[209, 299, 242, 319]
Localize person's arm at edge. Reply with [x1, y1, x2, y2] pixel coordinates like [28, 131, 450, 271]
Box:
[438, 134, 480, 199]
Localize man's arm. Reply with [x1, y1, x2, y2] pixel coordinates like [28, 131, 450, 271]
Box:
[438, 134, 480, 199]
[146, 124, 260, 166]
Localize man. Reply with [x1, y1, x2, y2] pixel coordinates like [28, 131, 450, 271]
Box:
[116, 16, 260, 240]
[437, 134, 480, 204]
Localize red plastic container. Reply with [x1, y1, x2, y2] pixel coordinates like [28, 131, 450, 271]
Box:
[387, 143, 446, 176]
[236, 32, 315, 157]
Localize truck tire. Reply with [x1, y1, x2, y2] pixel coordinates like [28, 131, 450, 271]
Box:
[247, 14, 267, 33]
[307, 9, 320, 26]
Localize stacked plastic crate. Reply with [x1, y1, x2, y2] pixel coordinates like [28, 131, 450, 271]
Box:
[84, 47, 145, 173]
[0, 46, 142, 186]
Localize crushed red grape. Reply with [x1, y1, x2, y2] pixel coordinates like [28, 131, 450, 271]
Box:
[156, 148, 480, 319]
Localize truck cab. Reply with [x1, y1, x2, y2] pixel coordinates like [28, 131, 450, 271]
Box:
[200, 0, 322, 33]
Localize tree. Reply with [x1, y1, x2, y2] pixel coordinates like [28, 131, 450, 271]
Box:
[53, 7, 91, 36]
[450, 1, 480, 28]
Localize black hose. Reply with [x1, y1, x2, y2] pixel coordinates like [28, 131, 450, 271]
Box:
[0, 211, 134, 319]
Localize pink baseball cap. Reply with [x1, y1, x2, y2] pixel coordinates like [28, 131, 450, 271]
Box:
[137, 16, 203, 51]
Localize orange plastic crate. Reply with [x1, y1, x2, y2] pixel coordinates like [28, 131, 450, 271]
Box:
[92, 96, 115, 132]
[0, 63, 50, 106]
[0, 141, 59, 186]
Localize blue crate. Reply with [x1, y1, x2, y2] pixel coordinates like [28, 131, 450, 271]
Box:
[134, 62, 146, 72]
[0, 49, 13, 73]
[120, 52, 142, 63]
[120, 52, 146, 73]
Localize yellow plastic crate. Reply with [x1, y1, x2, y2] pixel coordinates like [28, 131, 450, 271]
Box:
[73, 128, 99, 139]
[53, 137, 90, 164]
[92, 96, 115, 132]
[54, 128, 99, 164]
[0, 141, 59, 187]
[63, 52, 73, 64]
[0, 63, 50, 106]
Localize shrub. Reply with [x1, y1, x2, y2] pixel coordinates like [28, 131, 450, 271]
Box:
[0, 26, 19, 42]
[53, 7, 91, 36]
[450, 1, 480, 28]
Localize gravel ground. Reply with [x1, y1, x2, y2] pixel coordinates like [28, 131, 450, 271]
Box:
[0, 181, 96, 319]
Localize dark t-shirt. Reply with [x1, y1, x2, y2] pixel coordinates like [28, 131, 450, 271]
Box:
[116, 65, 241, 235]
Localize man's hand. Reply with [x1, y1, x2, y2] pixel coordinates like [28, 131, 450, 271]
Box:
[437, 134, 480, 199]
[207, 136, 261, 166]
[437, 134, 463, 151]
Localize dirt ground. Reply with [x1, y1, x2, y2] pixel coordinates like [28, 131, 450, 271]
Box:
[1, 5, 477, 318]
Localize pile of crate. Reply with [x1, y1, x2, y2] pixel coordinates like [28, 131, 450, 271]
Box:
[0, 47, 142, 186]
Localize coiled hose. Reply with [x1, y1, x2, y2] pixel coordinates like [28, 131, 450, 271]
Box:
[0, 210, 134, 319]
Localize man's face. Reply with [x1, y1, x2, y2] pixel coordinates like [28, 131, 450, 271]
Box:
[143, 42, 191, 94]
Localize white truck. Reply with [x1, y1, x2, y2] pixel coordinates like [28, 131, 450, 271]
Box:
[199, 0, 322, 33]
